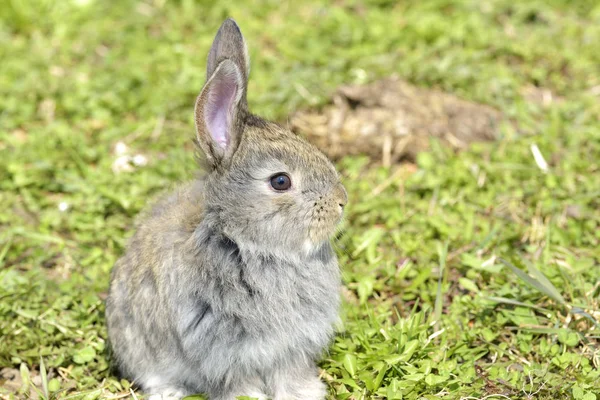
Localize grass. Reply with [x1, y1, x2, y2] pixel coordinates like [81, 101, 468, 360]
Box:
[1, 0, 599, 399]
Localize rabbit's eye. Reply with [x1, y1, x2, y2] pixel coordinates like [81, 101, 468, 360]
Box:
[270, 173, 292, 191]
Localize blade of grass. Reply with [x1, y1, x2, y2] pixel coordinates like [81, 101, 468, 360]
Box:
[571, 307, 600, 329]
[523, 259, 566, 305]
[0, 236, 13, 266]
[499, 258, 566, 305]
[485, 296, 552, 313]
[433, 241, 448, 330]
[19, 363, 31, 395]
[40, 356, 49, 399]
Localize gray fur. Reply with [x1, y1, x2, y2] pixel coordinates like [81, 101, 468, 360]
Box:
[105, 18, 347, 400]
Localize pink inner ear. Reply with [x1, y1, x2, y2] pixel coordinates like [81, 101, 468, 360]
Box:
[205, 71, 238, 149]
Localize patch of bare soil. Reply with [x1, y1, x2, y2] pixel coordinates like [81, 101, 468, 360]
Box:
[0, 367, 40, 399]
[520, 85, 563, 107]
[291, 77, 506, 166]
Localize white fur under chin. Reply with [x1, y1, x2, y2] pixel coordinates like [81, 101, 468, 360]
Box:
[303, 239, 314, 254]
[303, 239, 330, 257]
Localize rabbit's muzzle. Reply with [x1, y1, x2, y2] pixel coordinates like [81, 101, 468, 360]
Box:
[307, 183, 347, 244]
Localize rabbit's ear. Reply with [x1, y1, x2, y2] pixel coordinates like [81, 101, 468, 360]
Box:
[195, 59, 245, 168]
[206, 18, 250, 85]
[195, 19, 250, 168]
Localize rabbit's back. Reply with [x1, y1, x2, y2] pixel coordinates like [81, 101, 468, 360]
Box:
[106, 181, 206, 379]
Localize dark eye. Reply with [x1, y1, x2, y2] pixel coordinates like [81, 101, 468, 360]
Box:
[270, 173, 292, 191]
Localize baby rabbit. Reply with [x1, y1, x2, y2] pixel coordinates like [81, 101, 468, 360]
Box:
[105, 18, 347, 400]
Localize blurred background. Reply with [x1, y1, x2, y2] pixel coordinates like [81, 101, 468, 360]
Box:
[1, 0, 599, 399]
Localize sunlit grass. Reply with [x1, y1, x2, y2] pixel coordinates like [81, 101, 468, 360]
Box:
[1, 0, 599, 399]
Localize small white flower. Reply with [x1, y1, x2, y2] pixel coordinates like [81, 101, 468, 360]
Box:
[114, 141, 128, 156]
[112, 155, 134, 174]
[58, 202, 70, 212]
[132, 154, 148, 167]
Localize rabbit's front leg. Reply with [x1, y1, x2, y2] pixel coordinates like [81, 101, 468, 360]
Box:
[270, 368, 326, 400]
[210, 376, 269, 400]
[145, 384, 189, 400]
[213, 389, 268, 400]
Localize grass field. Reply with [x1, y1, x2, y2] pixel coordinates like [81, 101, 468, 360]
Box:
[1, 0, 599, 399]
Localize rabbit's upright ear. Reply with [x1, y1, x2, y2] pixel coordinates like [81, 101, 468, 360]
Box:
[195, 19, 250, 168]
[206, 18, 250, 85]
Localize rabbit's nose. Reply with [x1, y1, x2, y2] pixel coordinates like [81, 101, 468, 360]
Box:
[333, 183, 348, 209]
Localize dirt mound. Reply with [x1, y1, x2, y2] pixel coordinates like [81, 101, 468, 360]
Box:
[291, 77, 506, 166]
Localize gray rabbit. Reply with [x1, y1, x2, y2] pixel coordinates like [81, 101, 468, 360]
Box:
[105, 18, 347, 400]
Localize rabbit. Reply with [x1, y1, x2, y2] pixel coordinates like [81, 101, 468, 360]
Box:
[105, 18, 348, 400]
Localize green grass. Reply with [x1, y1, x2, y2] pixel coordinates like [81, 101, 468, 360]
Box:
[1, 0, 599, 399]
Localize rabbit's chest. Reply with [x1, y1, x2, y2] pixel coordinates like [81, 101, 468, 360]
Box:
[179, 246, 340, 366]
[247, 259, 338, 320]
[235, 256, 340, 350]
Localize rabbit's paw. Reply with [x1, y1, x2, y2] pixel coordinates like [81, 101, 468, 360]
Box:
[147, 388, 187, 400]
[241, 392, 268, 400]
[273, 375, 325, 400]
[215, 390, 268, 400]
